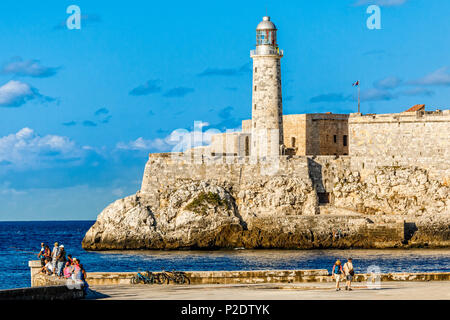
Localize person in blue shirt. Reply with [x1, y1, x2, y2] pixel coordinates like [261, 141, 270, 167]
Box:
[332, 260, 344, 291]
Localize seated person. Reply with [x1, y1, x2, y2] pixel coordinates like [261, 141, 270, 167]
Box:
[63, 261, 74, 278]
[40, 259, 54, 275]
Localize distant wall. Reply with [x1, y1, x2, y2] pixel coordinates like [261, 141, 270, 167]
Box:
[349, 110, 450, 182]
[210, 132, 251, 156]
[140, 153, 312, 202]
[242, 114, 349, 156]
[139, 153, 449, 221]
[305, 114, 349, 156]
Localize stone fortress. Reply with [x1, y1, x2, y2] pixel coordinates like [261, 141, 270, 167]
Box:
[82, 16, 450, 250]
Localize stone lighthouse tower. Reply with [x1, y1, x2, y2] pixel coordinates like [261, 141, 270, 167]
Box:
[250, 16, 284, 158]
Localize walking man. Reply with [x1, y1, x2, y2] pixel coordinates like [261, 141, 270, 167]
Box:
[343, 258, 354, 291]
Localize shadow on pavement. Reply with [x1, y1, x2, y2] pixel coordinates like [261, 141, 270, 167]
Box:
[84, 289, 110, 300]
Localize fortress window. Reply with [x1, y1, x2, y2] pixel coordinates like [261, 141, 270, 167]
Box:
[254, 86, 257, 91]
[343, 135, 348, 146]
[333, 135, 337, 143]
[255, 67, 257, 73]
[291, 137, 296, 148]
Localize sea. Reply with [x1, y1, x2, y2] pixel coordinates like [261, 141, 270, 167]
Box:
[1, 220, 449, 290]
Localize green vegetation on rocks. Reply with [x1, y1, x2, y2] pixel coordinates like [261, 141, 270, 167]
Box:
[186, 192, 226, 215]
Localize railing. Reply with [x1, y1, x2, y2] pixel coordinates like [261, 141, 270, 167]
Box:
[250, 48, 283, 57]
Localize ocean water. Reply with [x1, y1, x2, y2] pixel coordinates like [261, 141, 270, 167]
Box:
[0, 221, 449, 290]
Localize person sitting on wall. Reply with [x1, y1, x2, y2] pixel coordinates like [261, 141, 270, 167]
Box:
[63, 261, 74, 279]
[78, 260, 89, 295]
[40, 259, 54, 275]
[72, 258, 89, 296]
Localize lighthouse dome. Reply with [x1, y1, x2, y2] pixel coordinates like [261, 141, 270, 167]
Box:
[256, 16, 277, 30]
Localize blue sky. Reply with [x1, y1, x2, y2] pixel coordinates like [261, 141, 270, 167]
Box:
[1, 0, 449, 220]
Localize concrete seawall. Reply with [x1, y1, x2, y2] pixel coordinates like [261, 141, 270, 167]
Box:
[29, 261, 450, 287]
[85, 270, 450, 285]
[0, 285, 84, 300]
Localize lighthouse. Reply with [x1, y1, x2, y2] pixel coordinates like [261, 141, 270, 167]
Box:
[250, 16, 284, 158]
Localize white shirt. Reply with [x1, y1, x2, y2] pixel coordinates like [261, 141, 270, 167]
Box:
[343, 262, 353, 275]
[52, 247, 59, 259]
[45, 262, 54, 272]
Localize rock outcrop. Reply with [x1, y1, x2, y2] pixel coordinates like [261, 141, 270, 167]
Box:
[332, 166, 449, 216]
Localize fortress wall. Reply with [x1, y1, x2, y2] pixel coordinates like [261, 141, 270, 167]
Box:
[141, 153, 448, 197]
[349, 110, 450, 183]
[305, 114, 349, 156]
[242, 119, 252, 133]
[241, 114, 350, 156]
[210, 132, 251, 156]
[282, 114, 307, 154]
[141, 153, 312, 196]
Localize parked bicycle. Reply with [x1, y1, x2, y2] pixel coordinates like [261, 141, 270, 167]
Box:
[131, 271, 154, 284]
[161, 270, 191, 285]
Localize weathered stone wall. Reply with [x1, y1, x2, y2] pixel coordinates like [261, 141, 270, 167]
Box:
[349, 110, 450, 183]
[210, 132, 251, 156]
[140, 153, 449, 218]
[282, 114, 307, 155]
[305, 114, 349, 156]
[140, 153, 312, 208]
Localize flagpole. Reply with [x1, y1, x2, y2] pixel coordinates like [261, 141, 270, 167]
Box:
[358, 83, 360, 114]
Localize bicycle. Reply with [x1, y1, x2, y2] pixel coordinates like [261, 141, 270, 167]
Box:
[172, 270, 190, 285]
[161, 270, 190, 285]
[152, 272, 166, 285]
[131, 271, 154, 284]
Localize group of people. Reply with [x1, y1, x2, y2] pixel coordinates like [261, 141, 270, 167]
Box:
[37, 242, 89, 293]
[331, 258, 354, 291]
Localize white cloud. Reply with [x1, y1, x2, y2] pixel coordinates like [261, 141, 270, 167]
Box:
[116, 137, 168, 151]
[411, 67, 450, 86]
[354, 0, 407, 6]
[116, 123, 224, 153]
[0, 80, 52, 107]
[2, 58, 59, 78]
[0, 128, 88, 170]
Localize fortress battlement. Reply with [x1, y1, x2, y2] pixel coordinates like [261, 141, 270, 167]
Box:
[350, 109, 450, 123]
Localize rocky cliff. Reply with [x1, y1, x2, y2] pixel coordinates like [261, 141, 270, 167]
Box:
[82, 156, 450, 250]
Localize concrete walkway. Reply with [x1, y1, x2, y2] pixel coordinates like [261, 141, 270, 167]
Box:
[89, 281, 450, 300]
